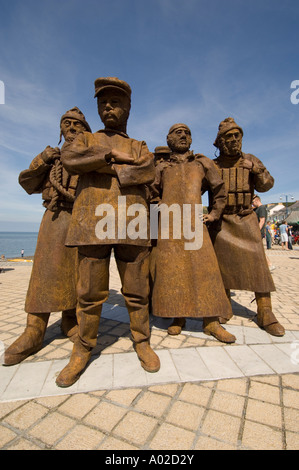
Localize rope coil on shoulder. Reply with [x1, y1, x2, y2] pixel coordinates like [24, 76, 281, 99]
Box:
[47, 158, 75, 212]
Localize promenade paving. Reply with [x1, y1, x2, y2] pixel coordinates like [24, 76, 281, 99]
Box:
[0, 245, 298, 450]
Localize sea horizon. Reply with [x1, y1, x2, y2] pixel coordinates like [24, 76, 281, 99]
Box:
[0, 232, 38, 259]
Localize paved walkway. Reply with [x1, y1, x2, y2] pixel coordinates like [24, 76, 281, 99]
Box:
[0, 246, 298, 450]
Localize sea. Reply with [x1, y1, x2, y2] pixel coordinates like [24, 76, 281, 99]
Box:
[0, 232, 38, 259]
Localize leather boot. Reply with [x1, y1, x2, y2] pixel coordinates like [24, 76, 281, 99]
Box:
[61, 308, 78, 342]
[3, 312, 50, 366]
[134, 341, 160, 373]
[219, 289, 234, 324]
[255, 292, 285, 336]
[56, 339, 92, 387]
[203, 317, 236, 343]
[168, 318, 186, 335]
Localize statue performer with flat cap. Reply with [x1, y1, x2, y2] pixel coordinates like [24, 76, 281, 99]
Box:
[3, 107, 91, 366]
[150, 123, 236, 343]
[209, 117, 285, 336]
[56, 77, 160, 387]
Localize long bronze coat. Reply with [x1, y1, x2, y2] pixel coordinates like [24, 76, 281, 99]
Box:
[150, 152, 233, 319]
[61, 129, 155, 247]
[209, 153, 275, 293]
[19, 148, 78, 313]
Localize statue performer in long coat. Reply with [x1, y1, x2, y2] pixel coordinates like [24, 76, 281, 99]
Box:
[4, 107, 92, 366]
[150, 123, 236, 344]
[209, 117, 285, 337]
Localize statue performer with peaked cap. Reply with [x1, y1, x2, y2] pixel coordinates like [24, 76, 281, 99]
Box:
[56, 77, 160, 388]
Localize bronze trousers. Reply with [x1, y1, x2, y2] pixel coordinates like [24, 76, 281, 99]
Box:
[76, 245, 151, 349]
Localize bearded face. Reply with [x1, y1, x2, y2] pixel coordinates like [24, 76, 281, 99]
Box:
[219, 129, 242, 157]
[167, 128, 192, 153]
[61, 118, 87, 142]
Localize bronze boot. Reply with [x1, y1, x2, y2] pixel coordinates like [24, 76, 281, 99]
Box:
[3, 312, 50, 366]
[255, 293, 285, 336]
[56, 254, 110, 387]
[61, 308, 78, 342]
[116, 253, 160, 372]
[203, 317, 236, 343]
[134, 341, 160, 373]
[55, 339, 92, 388]
[168, 318, 186, 335]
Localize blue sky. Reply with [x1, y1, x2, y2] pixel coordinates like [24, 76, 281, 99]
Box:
[0, 0, 298, 231]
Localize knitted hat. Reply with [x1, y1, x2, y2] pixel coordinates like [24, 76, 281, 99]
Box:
[60, 107, 91, 133]
[213, 117, 243, 148]
[94, 77, 132, 99]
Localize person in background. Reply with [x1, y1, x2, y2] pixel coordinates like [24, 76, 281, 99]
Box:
[265, 221, 272, 250]
[287, 224, 293, 250]
[270, 222, 275, 241]
[252, 194, 275, 269]
[279, 220, 289, 250]
[21, 249, 24, 258]
[252, 195, 267, 237]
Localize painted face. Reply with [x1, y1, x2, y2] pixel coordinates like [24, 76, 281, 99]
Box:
[61, 118, 86, 142]
[167, 127, 192, 153]
[222, 128, 242, 156]
[97, 89, 130, 130]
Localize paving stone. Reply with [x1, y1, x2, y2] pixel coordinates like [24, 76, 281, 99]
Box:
[83, 401, 127, 433]
[56, 424, 105, 450]
[166, 401, 205, 431]
[4, 402, 48, 431]
[134, 391, 172, 418]
[113, 411, 158, 446]
[251, 344, 299, 374]
[200, 409, 241, 445]
[241, 420, 283, 450]
[28, 412, 76, 446]
[225, 345, 274, 376]
[148, 422, 195, 450]
[197, 346, 244, 379]
[170, 348, 213, 382]
[1, 361, 52, 401]
[245, 399, 283, 428]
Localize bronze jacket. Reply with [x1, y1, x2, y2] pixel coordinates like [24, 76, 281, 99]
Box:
[61, 129, 155, 246]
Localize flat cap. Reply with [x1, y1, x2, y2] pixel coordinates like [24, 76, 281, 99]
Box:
[94, 77, 132, 99]
[154, 146, 171, 155]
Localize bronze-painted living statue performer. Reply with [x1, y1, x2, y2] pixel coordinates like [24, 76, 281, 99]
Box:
[150, 123, 236, 343]
[3, 107, 92, 366]
[209, 117, 285, 336]
[154, 146, 171, 164]
[56, 77, 160, 388]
